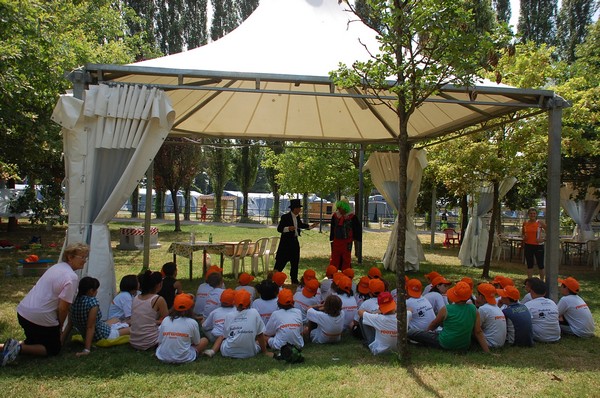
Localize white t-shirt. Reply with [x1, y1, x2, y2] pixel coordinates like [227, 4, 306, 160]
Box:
[293, 291, 321, 324]
[220, 308, 265, 359]
[557, 294, 595, 337]
[333, 292, 358, 330]
[194, 283, 212, 316]
[525, 297, 561, 343]
[423, 291, 447, 314]
[17, 262, 78, 327]
[521, 292, 532, 304]
[108, 291, 134, 320]
[235, 285, 257, 302]
[251, 298, 278, 325]
[320, 278, 333, 300]
[478, 304, 507, 348]
[202, 306, 236, 337]
[423, 284, 433, 295]
[306, 308, 345, 344]
[354, 297, 379, 322]
[406, 296, 435, 331]
[203, 287, 224, 318]
[362, 312, 398, 355]
[264, 308, 304, 350]
[156, 316, 201, 363]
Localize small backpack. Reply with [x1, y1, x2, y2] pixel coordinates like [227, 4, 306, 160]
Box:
[275, 343, 304, 363]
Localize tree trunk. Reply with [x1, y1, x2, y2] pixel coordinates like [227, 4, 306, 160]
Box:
[183, 186, 191, 221]
[395, 121, 410, 365]
[131, 186, 139, 218]
[155, 190, 164, 219]
[7, 178, 17, 232]
[460, 195, 469, 245]
[171, 188, 181, 232]
[482, 181, 500, 278]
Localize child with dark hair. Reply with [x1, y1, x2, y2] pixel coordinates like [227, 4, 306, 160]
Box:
[156, 294, 209, 363]
[557, 277, 595, 338]
[130, 271, 169, 350]
[305, 295, 345, 344]
[158, 262, 183, 309]
[524, 277, 560, 343]
[264, 289, 304, 350]
[108, 274, 139, 323]
[193, 266, 223, 318]
[235, 273, 257, 302]
[252, 279, 280, 325]
[65, 277, 130, 356]
[202, 272, 225, 318]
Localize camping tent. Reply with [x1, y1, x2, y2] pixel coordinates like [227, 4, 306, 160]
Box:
[53, 0, 566, 314]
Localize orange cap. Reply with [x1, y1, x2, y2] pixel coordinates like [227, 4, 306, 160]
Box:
[234, 289, 251, 308]
[342, 268, 355, 279]
[447, 281, 472, 303]
[368, 267, 382, 279]
[272, 271, 287, 287]
[425, 271, 441, 282]
[220, 289, 236, 306]
[302, 279, 320, 298]
[431, 276, 452, 286]
[477, 283, 496, 305]
[25, 254, 39, 263]
[337, 275, 352, 293]
[377, 291, 396, 314]
[460, 277, 474, 289]
[368, 278, 385, 295]
[173, 293, 195, 311]
[278, 288, 294, 306]
[332, 272, 345, 286]
[497, 286, 520, 301]
[406, 279, 423, 298]
[206, 265, 223, 277]
[326, 265, 338, 278]
[558, 277, 580, 294]
[357, 276, 370, 295]
[238, 272, 255, 286]
[303, 269, 316, 282]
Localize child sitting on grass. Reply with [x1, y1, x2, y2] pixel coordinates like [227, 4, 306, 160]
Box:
[235, 272, 257, 302]
[305, 295, 345, 344]
[264, 289, 304, 351]
[201, 289, 237, 357]
[107, 274, 139, 324]
[65, 277, 130, 357]
[158, 262, 183, 309]
[156, 294, 209, 364]
[216, 290, 269, 359]
[252, 279, 280, 325]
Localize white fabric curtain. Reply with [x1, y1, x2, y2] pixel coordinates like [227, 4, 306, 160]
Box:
[52, 84, 174, 317]
[458, 177, 517, 267]
[363, 149, 427, 271]
[560, 185, 600, 241]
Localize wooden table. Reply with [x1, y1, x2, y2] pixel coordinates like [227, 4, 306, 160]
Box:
[561, 239, 589, 265]
[167, 242, 225, 280]
[502, 236, 523, 262]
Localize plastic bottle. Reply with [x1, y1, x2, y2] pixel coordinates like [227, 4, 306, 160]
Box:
[209, 233, 213, 244]
[190, 232, 196, 244]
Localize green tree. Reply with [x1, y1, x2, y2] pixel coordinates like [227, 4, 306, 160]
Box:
[518, 0, 558, 45]
[333, 0, 506, 362]
[263, 141, 285, 223]
[153, 139, 204, 231]
[493, 0, 512, 23]
[233, 140, 260, 221]
[237, 0, 260, 21]
[0, 0, 148, 230]
[210, 0, 239, 41]
[205, 140, 232, 222]
[556, 0, 597, 63]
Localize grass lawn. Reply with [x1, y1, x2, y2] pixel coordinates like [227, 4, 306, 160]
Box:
[0, 220, 599, 397]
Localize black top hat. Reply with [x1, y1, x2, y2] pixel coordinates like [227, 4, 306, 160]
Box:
[289, 199, 303, 209]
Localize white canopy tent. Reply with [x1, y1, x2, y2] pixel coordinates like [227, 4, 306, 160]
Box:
[458, 177, 517, 267]
[363, 150, 427, 271]
[560, 185, 600, 241]
[56, 0, 566, 311]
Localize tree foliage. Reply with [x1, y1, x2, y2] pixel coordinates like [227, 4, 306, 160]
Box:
[518, 0, 558, 45]
[333, 0, 506, 362]
[556, 0, 597, 63]
[233, 140, 260, 221]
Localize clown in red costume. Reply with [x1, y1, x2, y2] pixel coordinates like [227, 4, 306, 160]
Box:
[329, 198, 362, 270]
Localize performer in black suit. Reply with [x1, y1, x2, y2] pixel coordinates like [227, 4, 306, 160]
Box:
[274, 199, 318, 284]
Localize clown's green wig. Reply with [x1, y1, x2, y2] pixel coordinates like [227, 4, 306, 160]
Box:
[335, 200, 351, 213]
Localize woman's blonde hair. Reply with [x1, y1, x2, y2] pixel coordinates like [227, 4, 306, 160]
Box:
[63, 242, 90, 259]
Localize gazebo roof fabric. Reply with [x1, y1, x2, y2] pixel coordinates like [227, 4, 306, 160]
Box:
[81, 0, 558, 144]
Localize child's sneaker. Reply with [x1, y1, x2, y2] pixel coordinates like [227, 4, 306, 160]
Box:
[1, 339, 20, 366]
[203, 349, 215, 358]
